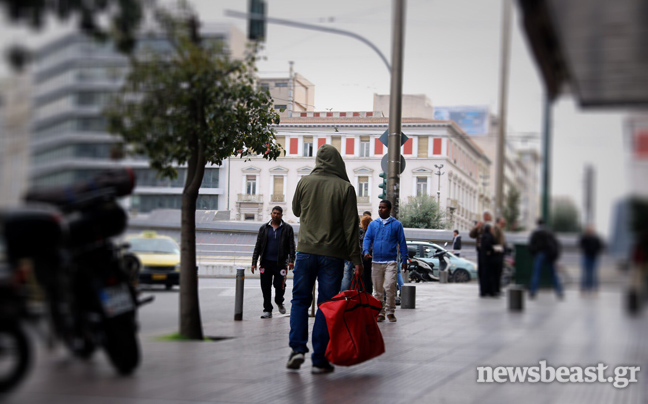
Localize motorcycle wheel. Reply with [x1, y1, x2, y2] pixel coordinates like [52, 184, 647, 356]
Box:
[103, 315, 140, 376]
[0, 324, 31, 393]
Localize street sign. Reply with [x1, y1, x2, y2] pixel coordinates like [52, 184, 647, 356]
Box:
[381, 154, 406, 174]
[379, 130, 409, 147]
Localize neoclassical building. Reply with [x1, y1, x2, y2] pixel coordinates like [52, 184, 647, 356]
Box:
[228, 112, 491, 230]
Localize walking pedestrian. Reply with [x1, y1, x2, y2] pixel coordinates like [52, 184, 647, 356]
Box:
[287, 144, 363, 374]
[360, 213, 374, 294]
[251, 206, 296, 319]
[362, 200, 408, 323]
[579, 225, 605, 295]
[452, 230, 462, 257]
[341, 211, 372, 292]
[529, 219, 563, 299]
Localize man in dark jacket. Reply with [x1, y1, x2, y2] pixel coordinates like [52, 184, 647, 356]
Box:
[287, 144, 363, 374]
[452, 230, 462, 257]
[528, 219, 563, 299]
[252, 206, 295, 319]
[579, 225, 604, 294]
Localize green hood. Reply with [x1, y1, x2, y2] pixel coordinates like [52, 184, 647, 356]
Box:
[310, 144, 350, 182]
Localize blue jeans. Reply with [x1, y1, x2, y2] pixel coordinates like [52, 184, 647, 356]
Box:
[340, 260, 355, 292]
[289, 252, 344, 367]
[530, 252, 563, 297]
[581, 255, 598, 291]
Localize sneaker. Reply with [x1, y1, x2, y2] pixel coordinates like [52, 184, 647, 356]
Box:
[286, 350, 305, 370]
[395, 297, 401, 306]
[311, 362, 335, 374]
[260, 312, 272, 319]
[387, 314, 397, 323]
[377, 314, 385, 322]
[278, 304, 286, 314]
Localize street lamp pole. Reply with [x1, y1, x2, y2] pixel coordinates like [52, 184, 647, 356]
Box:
[434, 164, 445, 205]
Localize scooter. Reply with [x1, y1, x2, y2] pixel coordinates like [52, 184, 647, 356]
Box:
[407, 246, 437, 282]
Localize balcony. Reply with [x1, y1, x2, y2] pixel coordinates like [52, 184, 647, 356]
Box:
[237, 193, 263, 203]
[271, 194, 285, 203]
[357, 196, 370, 204]
[446, 198, 458, 209]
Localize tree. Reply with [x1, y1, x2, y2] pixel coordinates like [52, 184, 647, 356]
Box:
[399, 195, 445, 229]
[551, 196, 581, 233]
[105, 2, 281, 340]
[1, 0, 144, 70]
[502, 186, 520, 231]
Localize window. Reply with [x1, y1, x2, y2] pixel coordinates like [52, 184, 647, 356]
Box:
[275, 136, 285, 150]
[246, 175, 257, 195]
[418, 136, 429, 158]
[275, 82, 288, 87]
[272, 175, 284, 202]
[260, 83, 270, 92]
[303, 136, 313, 157]
[201, 168, 219, 188]
[358, 176, 369, 197]
[244, 214, 255, 221]
[331, 136, 341, 153]
[416, 177, 428, 196]
[275, 104, 287, 111]
[360, 136, 370, 157]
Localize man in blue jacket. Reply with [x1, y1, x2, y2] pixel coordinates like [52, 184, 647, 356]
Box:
[362, 200, 408, 323]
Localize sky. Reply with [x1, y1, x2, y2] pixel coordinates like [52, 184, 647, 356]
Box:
[0, 0, 631, 237]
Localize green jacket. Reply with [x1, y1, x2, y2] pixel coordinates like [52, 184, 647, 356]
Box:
[292, 144, 362, 265]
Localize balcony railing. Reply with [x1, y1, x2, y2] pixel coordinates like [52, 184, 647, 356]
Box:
[357, 196, 370, 204]
[237, 193, 263, 202]
[271, 194, 285, 202]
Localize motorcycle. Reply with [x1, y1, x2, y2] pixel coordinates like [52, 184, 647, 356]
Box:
[0, 236, 31, 393]
[0, 168, 150, 392]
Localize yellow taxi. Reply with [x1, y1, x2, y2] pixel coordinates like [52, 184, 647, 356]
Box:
[126, 231, 180, 290]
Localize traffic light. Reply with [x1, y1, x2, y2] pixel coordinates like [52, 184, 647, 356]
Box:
[378, 172, 387, 200]
[248, 0, 266, 41]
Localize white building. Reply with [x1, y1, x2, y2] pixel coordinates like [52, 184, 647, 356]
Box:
[228, 112, 490, 230]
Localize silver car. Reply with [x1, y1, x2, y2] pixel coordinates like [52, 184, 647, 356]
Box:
[406, 241, 478, 283]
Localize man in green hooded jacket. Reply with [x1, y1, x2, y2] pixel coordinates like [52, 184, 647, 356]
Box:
[286, 144, 363, 374]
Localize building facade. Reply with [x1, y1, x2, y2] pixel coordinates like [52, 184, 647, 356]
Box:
[0, 74, 32, 207]
[259, 71, 315, 119]
[29, 26, 245, 213]
[228, 112, 490, 230]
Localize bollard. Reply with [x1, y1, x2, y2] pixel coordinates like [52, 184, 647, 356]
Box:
[439, 270, 449, 284]
[508, 285, 524, 312]
[234, 268, 245, 321]
[401, 285, 416, 309]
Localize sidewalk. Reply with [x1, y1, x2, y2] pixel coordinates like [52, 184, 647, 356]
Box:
[4, 280, 646, 404]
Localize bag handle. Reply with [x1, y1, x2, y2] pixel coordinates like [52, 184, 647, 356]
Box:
[350, 272, 366, 293]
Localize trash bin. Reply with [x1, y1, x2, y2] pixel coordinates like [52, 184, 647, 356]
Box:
[514, 243, 553, 289]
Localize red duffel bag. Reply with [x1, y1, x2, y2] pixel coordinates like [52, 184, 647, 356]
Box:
[318, 275, 385, 366]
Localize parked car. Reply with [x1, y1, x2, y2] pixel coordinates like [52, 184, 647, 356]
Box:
[126, 232, 180, 290]
[406, 241, 478, 283]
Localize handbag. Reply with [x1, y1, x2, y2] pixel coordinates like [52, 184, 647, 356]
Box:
[318, 274, 385, 366]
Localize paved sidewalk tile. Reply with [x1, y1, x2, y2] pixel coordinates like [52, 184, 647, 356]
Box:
[3, 281, 646, 404]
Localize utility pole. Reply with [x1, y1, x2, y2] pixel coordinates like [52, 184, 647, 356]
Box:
[541, 94, 553, 224]
[288, 61, 294, 118]
[583, 164, 595, 226]
[387, 0, 406, 218]
[434, 164, 445, 205]
[495, 0, 513, 215]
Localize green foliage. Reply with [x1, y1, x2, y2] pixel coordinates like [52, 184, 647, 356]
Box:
[1, 0, 143, 70]
[551, 196, 581, 233]
[105, 3, 282, 181]
[502, 186, 520, 231]
[399, 195, 445, 229]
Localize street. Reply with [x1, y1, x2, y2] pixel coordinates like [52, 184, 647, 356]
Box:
[4, 270, 647, 404]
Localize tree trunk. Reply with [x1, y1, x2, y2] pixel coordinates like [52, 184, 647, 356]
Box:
[179, 135, 206, 340]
